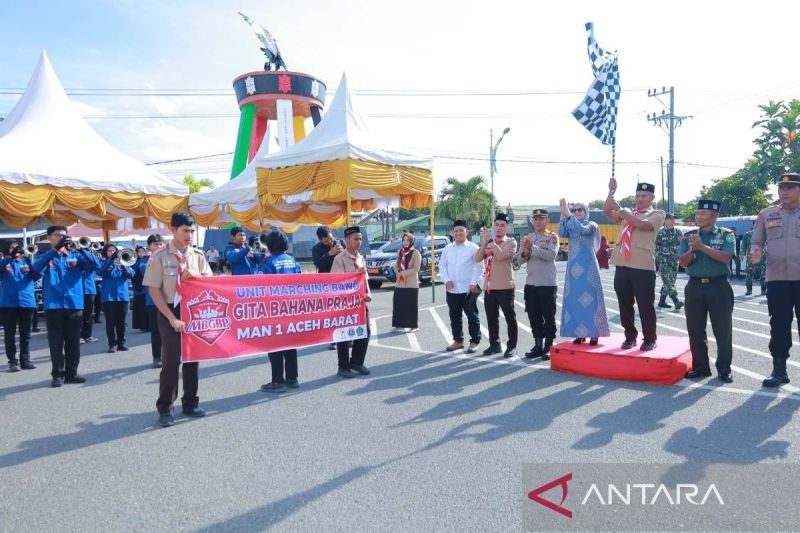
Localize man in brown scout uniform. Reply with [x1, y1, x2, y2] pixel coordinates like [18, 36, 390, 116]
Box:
[475, 212, 518, 357]
[143, 212, 213, 428]
[603, 179, 666, 351]
[331, 226, 373, 378]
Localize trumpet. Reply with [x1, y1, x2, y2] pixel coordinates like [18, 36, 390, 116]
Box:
[23, 244, 38, 257]
[258, 231, 271, 247]
[77, 236, 94, 249]
[90, 242, 103, 251]
[252, 240, 266, 252]
[117, 248, 137, 267]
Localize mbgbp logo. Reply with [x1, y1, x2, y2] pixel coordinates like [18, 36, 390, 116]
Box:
[186, 290, 232, 346]
[528, 473, 573, 519]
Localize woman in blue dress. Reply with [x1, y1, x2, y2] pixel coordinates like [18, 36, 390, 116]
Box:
[558, 199, 610, 345]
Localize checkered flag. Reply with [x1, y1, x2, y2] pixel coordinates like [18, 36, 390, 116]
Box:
[572, 22, 620, 146]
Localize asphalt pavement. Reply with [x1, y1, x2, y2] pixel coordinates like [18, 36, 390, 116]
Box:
[1, 265, 799, 532]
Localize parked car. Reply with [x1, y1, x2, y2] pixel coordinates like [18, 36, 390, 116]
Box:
[365, 236, 448, 289]
[368, 241, 388, 254]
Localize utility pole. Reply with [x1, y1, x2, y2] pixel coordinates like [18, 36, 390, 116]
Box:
[660, 156, 665, 211]
[647, 87, 691, 215]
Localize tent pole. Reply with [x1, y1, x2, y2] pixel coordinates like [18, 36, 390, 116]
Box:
[346, 188, 352, 227]
[430, 197, 435, 303]
[103, 227, 110, 245]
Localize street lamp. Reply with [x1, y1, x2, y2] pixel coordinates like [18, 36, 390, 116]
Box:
[489, 127, 511, 214]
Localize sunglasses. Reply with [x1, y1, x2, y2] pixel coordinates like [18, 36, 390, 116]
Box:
[570, 207, 585, 213]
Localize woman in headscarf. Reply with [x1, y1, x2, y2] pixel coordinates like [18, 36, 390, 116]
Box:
[558, 199, 610, 345]
[392, 232, 422, 331]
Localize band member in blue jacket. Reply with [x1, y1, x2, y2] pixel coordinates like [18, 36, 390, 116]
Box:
[0, 241, 39, 372]
[260, 230, 302, 393]
[144, 234, 165, 368]
[98, 244, 135, 353]
[131, 246, 149, 333]
[33, 226, 100, 387]
[80, 250, 101, 345]
[225, 226, 266, 275]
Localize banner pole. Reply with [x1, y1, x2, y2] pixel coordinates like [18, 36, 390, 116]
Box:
[430, 197, 435, 303]
[611, 142, 616, 181]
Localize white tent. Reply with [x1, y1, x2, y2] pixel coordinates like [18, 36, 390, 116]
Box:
[189, 72, 433, 230]
[254, 72, 434, 212]
[188, 133, 344, 232]
[0, 51, 188, 229]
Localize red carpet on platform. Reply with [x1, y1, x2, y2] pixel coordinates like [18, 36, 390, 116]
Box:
[550, 333, 692, 385]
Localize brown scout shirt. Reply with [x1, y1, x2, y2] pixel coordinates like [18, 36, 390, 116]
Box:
[474, 236, 518, 291]
[142, 241, 213, 305]
[394, 249, 422, 289]
[752, 204, 800, 282]
[609, 209, 666, 271]
[331, 248, 371, 298]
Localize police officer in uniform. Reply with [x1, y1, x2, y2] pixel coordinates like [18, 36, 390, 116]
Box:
[741, 223, 767, 295]
[519, 209, 559, 360]
[678, 200, 735, 383]
[750, 173, 800, 387]
[655, 213, 684, 310]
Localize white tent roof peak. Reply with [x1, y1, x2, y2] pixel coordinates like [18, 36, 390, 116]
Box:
[0, 50, 187, 196]
[255, 71, 432, 171]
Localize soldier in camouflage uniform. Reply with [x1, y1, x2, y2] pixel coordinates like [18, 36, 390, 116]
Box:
[655, 213, 684, 309]
[742, 225, 766, 295]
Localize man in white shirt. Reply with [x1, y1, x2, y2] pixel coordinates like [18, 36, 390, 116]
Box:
[206, 245, 220, 273]
[439, 220, 483, 353]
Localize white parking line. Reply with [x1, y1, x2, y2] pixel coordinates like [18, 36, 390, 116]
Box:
[371, 334, 800, 402]
[407, 332, 422, 352]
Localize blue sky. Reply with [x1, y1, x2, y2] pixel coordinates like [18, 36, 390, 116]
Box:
[2, 1, 800, 206]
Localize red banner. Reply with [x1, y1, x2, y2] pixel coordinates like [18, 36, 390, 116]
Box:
[178, 273, 368, 362]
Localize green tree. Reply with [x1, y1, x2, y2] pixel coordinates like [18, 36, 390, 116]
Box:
[751, 99, 800, 183]
[588, 199, 605, 209]
[618, 195, 636, 209]
[183, 174, 214, 194]
[681, 168, 772, 221]
[437, 175, 496, 231]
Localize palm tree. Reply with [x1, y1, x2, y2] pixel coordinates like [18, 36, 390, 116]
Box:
[183, 174, 215, 194]
[437, 176, 496, 231]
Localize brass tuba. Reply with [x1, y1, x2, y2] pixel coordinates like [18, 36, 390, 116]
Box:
[77, 236, 94, 249]
[118, 248, 137, 267]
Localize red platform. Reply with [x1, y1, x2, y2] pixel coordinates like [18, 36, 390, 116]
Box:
[550, 333, 692, 385]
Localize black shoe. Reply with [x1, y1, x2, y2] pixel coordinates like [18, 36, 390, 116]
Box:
[351, 364, 371, 375]
[685, 370, 712, 379]
[640, 340, 657, 351]
[117, 344, 129, 352]
[718, 373, 734, 383]
[762, 371, 790, 388]
[672, 298, 684, 310]
[31, 327, 41, 333]
[261, 382, 286, 393]
[20, 360, 36, 370]
[761, 290, 767, 296]
[589, 337, 599, 346]
[572, 338, 585, 344]
[482, 344, 502, 356]
[158, 412, 175, 427]
[503, 347, 517, 358]
[152, 358, 162, 368]
[8, 361, 20, 372]
[285, 378, 299, 389]
[542, 339, 554, 357]
[337, 368, 357, 379]
[65, 374, 86, 384]
[51, 376, 64, 387]
[658, 298, 672, 309]
[621, 339, 637, 350]
[182, 404, 206, 418]
[745, 289, 752, 295]
[108, 345, 117, 353]
[525, 347, 543, 359]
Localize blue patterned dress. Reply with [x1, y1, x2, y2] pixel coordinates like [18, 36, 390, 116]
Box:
[559, 216, 610, 338]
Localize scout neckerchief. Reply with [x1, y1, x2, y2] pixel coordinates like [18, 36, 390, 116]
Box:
[484, 236, 505, 292]
[620, 208, 646, 261]
[171, 243, 188, 306]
